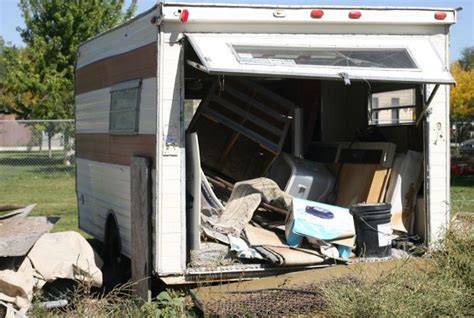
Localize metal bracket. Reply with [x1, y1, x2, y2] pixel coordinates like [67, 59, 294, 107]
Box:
[416, 84, 440, 126]
[186, 60, 208, 73]
[339, 72, 351, 85]
[150, 14, 164, 25]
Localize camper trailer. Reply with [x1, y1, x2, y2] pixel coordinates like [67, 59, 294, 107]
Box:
[75, 2, 456, 283]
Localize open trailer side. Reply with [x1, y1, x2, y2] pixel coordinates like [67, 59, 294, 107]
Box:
[75, 2, 456, 283]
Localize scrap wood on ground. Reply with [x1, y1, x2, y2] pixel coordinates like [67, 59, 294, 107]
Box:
[0, 205, 102, 316]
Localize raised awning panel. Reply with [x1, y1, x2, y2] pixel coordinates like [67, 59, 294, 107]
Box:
[186, 33, 454, 84]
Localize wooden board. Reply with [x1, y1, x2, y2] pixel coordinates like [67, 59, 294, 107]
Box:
[366, 168, 391, 203]
[130, 156, 152, 301]
[189, 79, 294, 181]
[0, 216, 57, 257]
[335, 164, 378, 207]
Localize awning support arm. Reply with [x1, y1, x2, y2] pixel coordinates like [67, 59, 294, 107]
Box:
[416, 83, 440, 126]
[186, 60, 209, 73]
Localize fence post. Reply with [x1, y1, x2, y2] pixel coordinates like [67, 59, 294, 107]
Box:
[130, 156, 152, 301]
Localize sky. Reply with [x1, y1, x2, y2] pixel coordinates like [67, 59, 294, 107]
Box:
[1, 0, 472, 61]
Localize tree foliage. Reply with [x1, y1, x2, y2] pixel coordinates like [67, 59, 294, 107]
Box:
[0, 0, 137, 119]
[450, 47, 474, 121]
[458, 46, 474, 71]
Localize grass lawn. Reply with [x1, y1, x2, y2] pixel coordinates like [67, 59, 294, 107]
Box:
[0, 151, 78, 232]
[451, 175, 474, 214]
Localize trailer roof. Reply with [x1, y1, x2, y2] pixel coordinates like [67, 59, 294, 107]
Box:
[162, 1, 459, 12]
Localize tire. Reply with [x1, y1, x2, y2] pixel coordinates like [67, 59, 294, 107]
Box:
[102, 214, 130, 288]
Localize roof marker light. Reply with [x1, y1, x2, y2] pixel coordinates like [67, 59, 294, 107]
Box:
[310, 10, 324, 19]
[434, 11, 447, 20]
[348, 11, 362, 19]
[180, 9, 189, 23]
[273, 9, 286, 18]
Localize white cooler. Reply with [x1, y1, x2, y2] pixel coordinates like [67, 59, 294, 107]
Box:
[267, 153, 335, 203]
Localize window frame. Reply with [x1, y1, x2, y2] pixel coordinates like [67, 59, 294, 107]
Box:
[368, 87, 418, 127]
[185, 33, 455, 84]
[230, 45, 419, 70]
[109, 79, 142, 134]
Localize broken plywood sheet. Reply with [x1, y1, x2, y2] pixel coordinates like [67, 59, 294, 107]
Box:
[0, 205, 25, 213]
[335, 164, 378, 207]
[0, 204, 36, 220]
[0, 216, 57, 257]
[336, 164, 391, 207]
[366, 168, 391, 203]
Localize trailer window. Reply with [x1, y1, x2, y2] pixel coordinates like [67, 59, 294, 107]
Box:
[369, 88, 416, 126]
[232, 45, 417, 69]
[109, 79, 141, 133]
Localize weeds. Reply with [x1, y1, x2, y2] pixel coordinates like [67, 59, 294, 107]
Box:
[321, 224, 474, 317]
[29, 221, 473, 317]
[30, 280, 190, 317]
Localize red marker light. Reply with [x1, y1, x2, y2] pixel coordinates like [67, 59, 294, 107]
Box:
[180, 9, 189, 23]
[310, 9, 324, 19]
[348, 11, 362, 19]
[434, 11, 447, 20]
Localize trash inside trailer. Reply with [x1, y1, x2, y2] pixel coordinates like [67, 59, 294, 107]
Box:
[74, 2, 456, 283]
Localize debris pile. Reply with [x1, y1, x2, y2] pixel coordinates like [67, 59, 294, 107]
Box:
[0, 205, 102, 317]
[186, 78, 426, 269]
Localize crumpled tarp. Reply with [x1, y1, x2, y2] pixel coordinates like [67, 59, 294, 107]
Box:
[201, 178, 292, 243]
[0, 231, 103, 315]
[28, 231, 103, 287]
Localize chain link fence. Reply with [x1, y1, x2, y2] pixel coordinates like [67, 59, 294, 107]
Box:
[0, 119, 75, 177]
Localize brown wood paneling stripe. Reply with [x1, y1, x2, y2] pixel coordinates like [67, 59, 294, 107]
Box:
[76, 133, 156, 166]
[75, 43, 157, 95]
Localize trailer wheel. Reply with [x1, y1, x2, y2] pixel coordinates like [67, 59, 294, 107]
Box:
[103, 214, 129, 287]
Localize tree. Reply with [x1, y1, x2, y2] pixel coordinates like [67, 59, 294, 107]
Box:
[450, 62, 474, 121]
[458, 46, 474, 71]
[0, 0, 137, 156]
[450, 47, 474, 144]
[0, 36, 6, 80]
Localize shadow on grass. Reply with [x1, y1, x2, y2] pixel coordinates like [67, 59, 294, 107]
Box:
[451, 175, 474, 187]
[0, 156, 65, 166]
[31, 165, 75, 174]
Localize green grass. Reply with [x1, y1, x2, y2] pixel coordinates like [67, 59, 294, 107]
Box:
[451, 175, 474, 214]
[0, 151, 78, 232]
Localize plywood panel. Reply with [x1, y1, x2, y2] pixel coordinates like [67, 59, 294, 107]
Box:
[366, 168, 391, 203]
[0, 217, 56, 257]
[335, 164, 378, 207]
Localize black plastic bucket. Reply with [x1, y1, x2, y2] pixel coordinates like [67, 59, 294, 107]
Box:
[350, 203, 392, 258]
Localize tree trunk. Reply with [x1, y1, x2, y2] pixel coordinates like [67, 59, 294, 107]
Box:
[48, 133, 52, 158]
